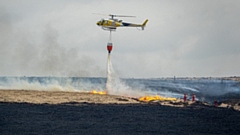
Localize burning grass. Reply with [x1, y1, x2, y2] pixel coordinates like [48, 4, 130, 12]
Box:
[90, 90, 107, 95]
[139, 95, 177, 102]
[89, 90, 177, 102]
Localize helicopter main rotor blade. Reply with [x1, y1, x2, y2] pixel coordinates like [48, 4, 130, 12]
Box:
[92, 13, 109, 16]
[111, 14, 136, 18]
[93, 13, 136, 18]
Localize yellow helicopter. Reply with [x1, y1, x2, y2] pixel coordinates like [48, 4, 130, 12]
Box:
[95, 14, 148, 31]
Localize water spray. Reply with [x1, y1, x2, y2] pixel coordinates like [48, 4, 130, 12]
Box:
[106, 54, 112, 93]
[106, 31, 113, 93]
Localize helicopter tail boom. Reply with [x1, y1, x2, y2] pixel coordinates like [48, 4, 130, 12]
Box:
[121, 19, 148, 30]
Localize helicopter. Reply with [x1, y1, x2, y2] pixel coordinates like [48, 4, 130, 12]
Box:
[95, 14, 148, 31]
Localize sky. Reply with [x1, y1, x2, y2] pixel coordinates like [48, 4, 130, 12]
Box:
[0, 0, 240, 78]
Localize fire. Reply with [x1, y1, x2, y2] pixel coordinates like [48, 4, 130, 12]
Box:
[90, 90, 107, 95]
[139, 95, 176, 102]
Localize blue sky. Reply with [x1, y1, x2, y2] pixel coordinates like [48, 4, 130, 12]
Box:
[0, 0, 240, 78]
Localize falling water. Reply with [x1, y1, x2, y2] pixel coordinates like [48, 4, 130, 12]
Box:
[106, 53, 112, 93]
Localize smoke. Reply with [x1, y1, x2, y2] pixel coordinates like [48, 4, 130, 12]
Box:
[37, 24, 97, 77]
[0, 9, 105, 77]
[0, 77, 74, 91]
[0, 9, 120, 93]
[0, 76, 108, 92]
[0, 8, 14, 74]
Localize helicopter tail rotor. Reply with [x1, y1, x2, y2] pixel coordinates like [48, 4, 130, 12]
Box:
[141, 19, 148, 30]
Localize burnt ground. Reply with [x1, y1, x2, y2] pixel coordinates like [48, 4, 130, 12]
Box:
[1, 102, 240, 135]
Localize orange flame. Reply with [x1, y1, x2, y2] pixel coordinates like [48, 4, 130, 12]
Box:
[139, 95, 176, 102]
[90, 90, 107, 95]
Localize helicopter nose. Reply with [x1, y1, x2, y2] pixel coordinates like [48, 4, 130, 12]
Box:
[96, 22, 100, 25]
